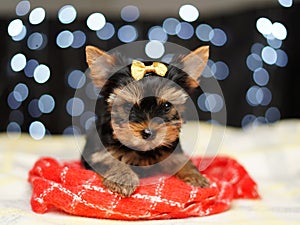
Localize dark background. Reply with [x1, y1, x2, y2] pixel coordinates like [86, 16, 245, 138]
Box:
[1, 1, 299, 136]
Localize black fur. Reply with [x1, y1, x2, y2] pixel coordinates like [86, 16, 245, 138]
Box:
[81, 59, 210, 196]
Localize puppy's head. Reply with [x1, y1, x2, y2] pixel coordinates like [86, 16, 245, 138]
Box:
[86, 46, 209, 151]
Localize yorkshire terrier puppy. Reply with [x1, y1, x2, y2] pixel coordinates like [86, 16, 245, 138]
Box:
[81, 45, 210, 197]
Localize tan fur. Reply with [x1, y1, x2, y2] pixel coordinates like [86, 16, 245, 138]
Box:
[111, 119, 182, 152]
[182, 46, 209, 87]
[85, 46, 116, 88]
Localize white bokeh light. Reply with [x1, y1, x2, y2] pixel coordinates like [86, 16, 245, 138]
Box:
[27, 32, 47, 50]
[179, 4, 199, 22]
[271, 22, 287, 40]
[148, 26, 168, 43]
[71, 30, 86, 48]
[96, 22, 115, 40]
[7, 122, 21, 139]
[86, 12, 106, 31]
[29, 121, 46, 140]
[196, 24, 213, 42]
[256, 17, 272, 35]
[261, 46, 277, 65]
[267, 36, 282, 49]
[56, 30, 74, 48]
[246, 86, 262, 106]
[11, 53, 27, 72]
[14, 83, 29, 102]
[278, 0, 293, 7]
[16, 0, 30, 16]
[8, 19, 24, 37]
[66, 97, 85, 116]
[12, 25, 27, 41]
[211, 61, 230, 80]
[68, 70, 86, 89]
[246, 53, 263, 71]
[58, 5, 77, 24]
[28, 99, 42, 118]
[276, 49, 288, 67]
[210, 28, 227, 46]
[265, 107, 281, 123]
[205, 94, 224, 113]
[7, 92, 21, 109]
[33, 64, 50, 83]
[163, 18, 180, 35]
[117, 25, 138, 43]
[176, 22, 194, 40]
[121, 5, 140, 22]
[253, 68, 269, 86]
[145, 41, 165, 59]
[38, 94, 55, 113]
[29, 7, 46, 25]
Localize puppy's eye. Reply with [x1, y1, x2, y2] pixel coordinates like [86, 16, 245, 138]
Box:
[123, 102, 132, 113]
[162, 102, 172, 113]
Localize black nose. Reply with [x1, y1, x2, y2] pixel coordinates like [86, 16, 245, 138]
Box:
[141, 128, 156, 140]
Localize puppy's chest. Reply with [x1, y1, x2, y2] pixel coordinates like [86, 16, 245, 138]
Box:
[108, 147, 171, 166]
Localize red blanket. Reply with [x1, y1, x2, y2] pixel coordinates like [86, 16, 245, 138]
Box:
[28, 156, 260, 220]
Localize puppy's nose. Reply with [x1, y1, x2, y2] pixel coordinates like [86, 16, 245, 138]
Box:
[141, 128, 156, 140]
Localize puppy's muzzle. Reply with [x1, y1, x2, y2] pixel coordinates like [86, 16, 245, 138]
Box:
[141, 128, 156, 140]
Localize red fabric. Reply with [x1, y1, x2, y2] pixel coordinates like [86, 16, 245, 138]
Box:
[28, 156, 260, 220]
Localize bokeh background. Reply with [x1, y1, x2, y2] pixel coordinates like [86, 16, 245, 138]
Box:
[1, 0, 300, 139]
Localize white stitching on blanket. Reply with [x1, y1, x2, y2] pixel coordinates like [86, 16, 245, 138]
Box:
[188, 186, 199, 203]
[60, 167, 68, 183]
[70, 174, 98, 212]
[132, 193, 183, 208]
[147, 177, 165, 214]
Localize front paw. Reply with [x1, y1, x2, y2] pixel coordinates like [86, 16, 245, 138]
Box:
[102, 172, 140, 197]
[182, 172, 210, 188]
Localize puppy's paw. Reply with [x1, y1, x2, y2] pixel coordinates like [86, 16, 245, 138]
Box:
[183, 172, 210, 188]
[102, 172, 140, 197]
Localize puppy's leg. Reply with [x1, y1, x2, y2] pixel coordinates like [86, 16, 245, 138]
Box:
[161, 152, 210, 188]
[88, 151, 140, 197]
[175, 159, 210, 188]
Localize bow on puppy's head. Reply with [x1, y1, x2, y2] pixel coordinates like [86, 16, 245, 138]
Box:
[130, 60, 168, 81]
[85, 45, 209, 89]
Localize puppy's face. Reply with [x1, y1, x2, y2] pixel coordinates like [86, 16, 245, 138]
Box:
[85, 45, 209, 152]
[107, 76, 188, 151]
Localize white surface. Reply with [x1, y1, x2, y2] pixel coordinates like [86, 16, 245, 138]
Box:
[0, 120, 300, 224]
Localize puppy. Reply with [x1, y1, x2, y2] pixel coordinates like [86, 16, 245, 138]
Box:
[81, 45, 210, 197]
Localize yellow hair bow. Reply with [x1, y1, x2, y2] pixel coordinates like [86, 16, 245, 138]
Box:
[131, 60, 168, 81]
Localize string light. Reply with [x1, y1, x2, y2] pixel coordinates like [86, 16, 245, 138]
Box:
[58, 5, 77, 24]
[15, 0, 30, 16]
[86, 12, 106, 31]
[56, 30, 74, 48]
[121, 5, 140, 22]
[38, 94, 55, 114]
[29, 121, 46, 140]
[10, 53, 26, 72]
[8, 19, 24, 37]
[4, 2, 292, 134]
[96, 22, 115, 40]
[66, 97, 85, 117]
[145, 40, 165, 59]
[33, 64, 50, 84]
[148, 26, 168, 43]
[179, 4, 199, 22]
[27, 32, 47, 50]
[163, 18, 180, 35]
[117, 25, 138, 43]
[29, 7, 46, 25]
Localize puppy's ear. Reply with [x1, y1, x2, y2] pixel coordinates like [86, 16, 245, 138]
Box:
[182, 46, 209, 88]
[86, 46, 115, 88]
